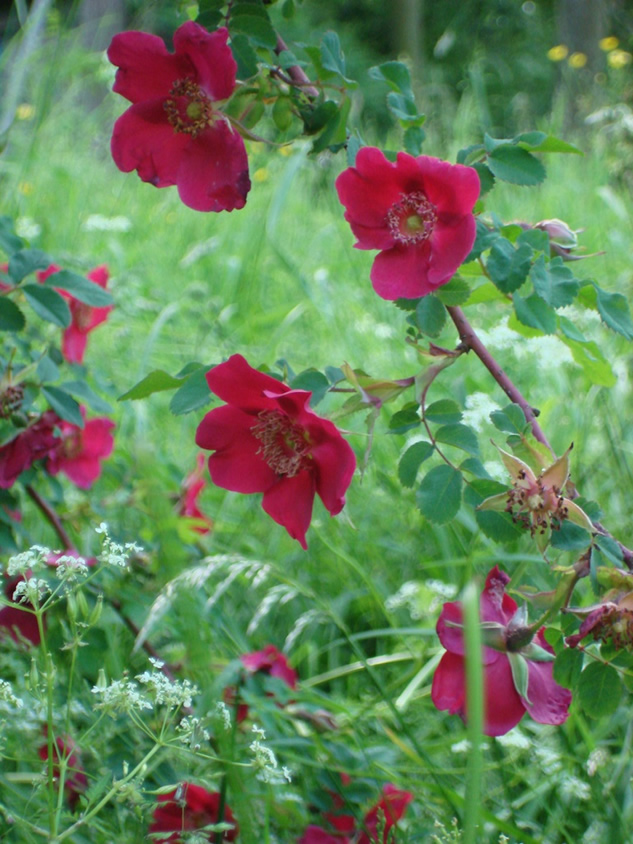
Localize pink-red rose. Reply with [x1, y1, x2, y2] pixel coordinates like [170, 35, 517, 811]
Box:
[226, 644, 298, 722]
[195, 354, 356, 549]
[431, 566, 572, 736]
[0, 411, 59, 489]
[46, 409, 114, 489]
[37, 264, 113, 364]
[335, 147, 480, 300]
[108, 22, 250, 212]
[178, 453, 213, 534]
[149, 782, 238, 842]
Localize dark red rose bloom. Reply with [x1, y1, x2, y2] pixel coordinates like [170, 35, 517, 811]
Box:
[38, 734, 88, 809]
[358, 784, 413, 844]
[432, 566, 572, 736]
[179, 453, 213, 534]
[37, 264, 113, 364]
[46, 408, 114, 489]
[0, 574, 41, 645]
[195, 355, 356, 549]
[565, 591, 633, 650]
[0, 411, 59, 489]
[108, 22, 250, 212]
[149, 782, 238, 842]
[335, 147, 480, 300]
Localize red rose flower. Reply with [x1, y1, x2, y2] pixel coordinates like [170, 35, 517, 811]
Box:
[226, 644, 298, 723]
[179, 453, 213, 534]
[195, 355, 356, 549]
[431, 566, 572, 736]
[335, 147, 480, 300]
[358, 784, 413, 844]
[46, 409, 114, 489]
[149, 782, 238, 842]
[108, 22, 250, 213]
[38, 734, 88, 809]
[37, 264, 113, 364]
[0, 411, 59, 489]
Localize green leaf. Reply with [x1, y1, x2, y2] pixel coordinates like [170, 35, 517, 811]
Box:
[299, 100, 338, 134]
[517, 227, 550, 253]
[310, 96, 351, 154]
[435, 423, 480, 456]
[550, 519, 591, 551]
[512, 292, 556, 334]
[577, 661, 622, 718]
[320, 30, 346, 78]
[467, 218, 500, 261]
[388, 403, 420, 434]
[558, 315, 587, 343]
[41, 269, 113, 307]
[487, 146, 546, 186]
[8, 248, 51, 283]
[487, 238, 532, 293]
[490, 403, 527, 435]
[229, 33, 259, 79]
[416, 464, 462, 524]
[403, 125, 425, 156]
[595, 533, 624, 565]
[425, 399, 462, 424]
[118, 370, 184, 401]
[435, 276, 470, 306]
[530, 256, 579, 308]
[594, 285, 633, 340]
[22, 284, 71, 327]
[516, 133, 582, 155]
[386, 92, 424, 125]
[37, 355, 60, 383]
[169, 367, 213, 416]
[398, 441, 434, 487]
[473, 162, 495, 195]
[561, 337, 616, 387]
[415, 296, 447, 337]
[290, 369, 329, 406]
[0, 216, 24, 255]
[230, 12, 277, 48]
[368, 61, 412, 97]
[41, 386, 83, 427]
[460, 457, 493, 480]
[553, 648, 584, 690]
[0, 298, 25, 331]
[61, 380, 112, 414]
[464, 479, 523, 541]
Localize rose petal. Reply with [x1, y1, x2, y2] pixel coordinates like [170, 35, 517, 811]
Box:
[173, 23, 236, 101]
[108, 30, 190, 103]
[205, 355, 289, 410]
[262, 470, 316, 549]
[370, 242, 433, 300]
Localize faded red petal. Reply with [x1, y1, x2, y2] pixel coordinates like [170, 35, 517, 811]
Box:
[172, 23, 236, 101]
[481, 653, 527, 736]
[205, 354, 288, 411]
[359, 784, 413, 844]
[262, 470, 315, 550]
[241, 645, 298, 689]
[299, 827, 348, 844]
[523, 630, 571, 726]
[370, 242, 433, 300]
[108, 30, 190, 103]
[61, 327, 88, 364]
[111, 100, 189, 187]
[176, 122, 250, 212]
[431, 651, 466, 720]
[480, 566, 516, 623]
[311, 432, 357, 517]
[195, 405, 277, 493]
[47, 414, 114, 489]
[149, 782, 238, 842]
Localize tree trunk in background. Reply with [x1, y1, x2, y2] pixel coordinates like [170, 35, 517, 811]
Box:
[79, 0, 124, 49]
[556, 0, 609, 127]
[392, 0, 424, 84]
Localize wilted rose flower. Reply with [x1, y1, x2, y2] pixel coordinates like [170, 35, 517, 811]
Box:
[431, 566, 571, 736]
[359, 784, 413, 844]
[149, 782, 238, 842]
[565, 591, 633, 650]
[178, 453, 213, 534]
[46, 409, 114, 489]
[0, 411, 59, 489]
[335, 147, 479, 300]
[108, 22, 250, 212]
[478, 444, 593, 550]
[37, 264, 113, 364]
[195, 355, 356, 549]
[38, 734, 88, 808]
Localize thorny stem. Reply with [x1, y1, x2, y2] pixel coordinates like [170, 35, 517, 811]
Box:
[446, 306, 554, 455]
[274, 34, 319, 99]
[446, 305, 633, 568]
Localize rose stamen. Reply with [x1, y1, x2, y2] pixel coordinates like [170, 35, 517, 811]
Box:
[164, 78, 214, 138]
[387, 192, 437, 245]
[251, 410, 311, 477]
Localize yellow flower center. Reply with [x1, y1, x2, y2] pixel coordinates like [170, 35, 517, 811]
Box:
[164, 79, 214, 138]
[251, 410, 312, 477]
[387, 192, 437, 245]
